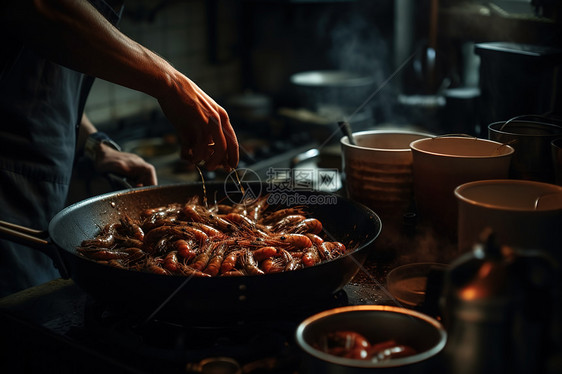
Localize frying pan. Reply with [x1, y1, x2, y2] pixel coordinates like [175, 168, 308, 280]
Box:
[0, 182, 381, 320]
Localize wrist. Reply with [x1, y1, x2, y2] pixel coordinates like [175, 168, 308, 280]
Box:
[84, 132, 121, 162]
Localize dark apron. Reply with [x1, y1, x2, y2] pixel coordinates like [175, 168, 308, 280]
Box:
[0, 0, 123, 297]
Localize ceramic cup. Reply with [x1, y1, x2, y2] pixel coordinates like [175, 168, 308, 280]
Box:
[410, 136, 514, 238]
[455, 179, 562, 259]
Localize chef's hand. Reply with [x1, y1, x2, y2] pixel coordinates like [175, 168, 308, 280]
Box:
[157, 73, 239, 171]
[93, 145, 158, 187]
[6, 0, 239, 171]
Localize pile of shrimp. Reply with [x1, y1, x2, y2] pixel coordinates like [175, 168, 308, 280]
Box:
[77, 195, 350, 277]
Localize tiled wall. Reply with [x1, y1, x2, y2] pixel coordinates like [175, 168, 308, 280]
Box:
[85, 0, 241, 131]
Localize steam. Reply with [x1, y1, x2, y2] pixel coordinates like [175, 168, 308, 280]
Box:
[326, 13, 387, 80]
[313, 5, 400, 125]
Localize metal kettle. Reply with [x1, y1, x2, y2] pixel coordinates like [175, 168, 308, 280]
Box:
[440, 229, 559, 374]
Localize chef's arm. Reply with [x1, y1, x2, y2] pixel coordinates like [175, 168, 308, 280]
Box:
[78, 113, 158, 187]
[2, 0, 238, 171]
[77, 113, 98, 155]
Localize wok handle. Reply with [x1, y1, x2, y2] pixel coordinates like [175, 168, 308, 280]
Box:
[0, 220, 70, 279]
[0, 220, 49, 247]
[105, 172, 133, 190]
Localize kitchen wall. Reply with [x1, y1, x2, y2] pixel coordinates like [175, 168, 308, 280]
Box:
[85, 0, 242, 131]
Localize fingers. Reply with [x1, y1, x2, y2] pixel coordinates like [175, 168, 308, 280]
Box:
[94, 147, 158, 187]
[135, 163, 158, 186]
[117, 157, 157, 187]
[164, 78, 239, 171]
[223, 117, 239, 169]
[185, 104, 238, 171]
[205, 113, 228, 171]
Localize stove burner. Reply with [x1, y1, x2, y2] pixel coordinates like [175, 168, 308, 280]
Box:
[62, 290, 349, 373]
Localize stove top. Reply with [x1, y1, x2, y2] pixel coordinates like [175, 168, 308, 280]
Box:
[0, 264, 393, 374]
[0, 213, 454, 374]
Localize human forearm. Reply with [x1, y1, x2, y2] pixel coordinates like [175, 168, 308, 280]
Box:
[77, 113, 96, 156]
[3, 0, 174, 99]
[2, 0, 239, 170]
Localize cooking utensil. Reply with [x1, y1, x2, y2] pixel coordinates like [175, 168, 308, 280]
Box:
[488, 115, 562, 183]
[338, 121, 356, 145]
[441, 231, 558, 374]
[290, 70, 376, 112]
[295, 305, 447, 373]
[0, 182, 382, 320]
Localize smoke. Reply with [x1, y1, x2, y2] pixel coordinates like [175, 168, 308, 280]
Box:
[313, 5, 398, 124]
[326, 13, 388, 80]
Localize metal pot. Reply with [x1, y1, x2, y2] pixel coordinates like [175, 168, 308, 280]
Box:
[295, 305, 447, 373]
[441, 231, 559, 374]
[488, 115, 562, 183]
[0, 182, 382, 320]
[290, 70, 376, 112]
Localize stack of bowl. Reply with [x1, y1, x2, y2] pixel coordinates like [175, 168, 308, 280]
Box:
[341, 130, 432, 223]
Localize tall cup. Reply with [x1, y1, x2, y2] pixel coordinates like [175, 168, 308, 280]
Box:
[410, 136, 514, 239]
[341, 130, 432, 253]
[488, 118, 562, 183]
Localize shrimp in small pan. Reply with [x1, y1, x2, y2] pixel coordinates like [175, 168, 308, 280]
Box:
[266, 233, 313, 251]
[203, 241, 229, 276]
[119, 215, 145, 241]
[81, 223, 119, 248]
[260, 207, 306, 225]
[293, 218, 323, 235]
[220, 249, 242, 274]
[270, 215, 306, 232]
[174, 239, 198, 261]
[78, 193, 351, 277]
[259, 248, 299, 273]
[240, 249, 265, 276]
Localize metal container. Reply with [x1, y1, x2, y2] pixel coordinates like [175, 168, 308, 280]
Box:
[295, 305, 447, 373]
[441, 231, 558, 374]
[552, 137, 562, 186]
[290, 70, 376, 111]
[488, 116, 562, 183]
[475, 42, 562, 127]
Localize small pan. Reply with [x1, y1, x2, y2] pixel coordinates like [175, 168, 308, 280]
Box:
[0, 182, 382, 320]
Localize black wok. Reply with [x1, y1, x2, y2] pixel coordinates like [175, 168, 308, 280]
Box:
[0, 182, 381, 319]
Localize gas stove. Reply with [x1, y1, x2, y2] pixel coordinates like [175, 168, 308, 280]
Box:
[0, 260, 394, 374]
